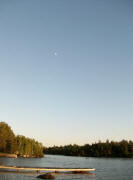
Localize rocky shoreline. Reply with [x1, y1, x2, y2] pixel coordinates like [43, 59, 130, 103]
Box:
[0, 153, 17, 158]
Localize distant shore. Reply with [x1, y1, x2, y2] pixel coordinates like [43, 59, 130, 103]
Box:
[44, 140, 133, 158]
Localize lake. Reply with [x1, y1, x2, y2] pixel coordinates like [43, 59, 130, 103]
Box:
[0, 155, 133, 180]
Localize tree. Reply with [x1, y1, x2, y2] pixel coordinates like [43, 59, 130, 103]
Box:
[0, 121, 44, 157]
[0, 122, 16, 153]
[45, 140, 133, 158]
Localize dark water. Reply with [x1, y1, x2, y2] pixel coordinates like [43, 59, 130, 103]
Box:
[0, 155, 133, 180]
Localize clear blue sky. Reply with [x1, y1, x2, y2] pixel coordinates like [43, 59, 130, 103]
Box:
[0, 0, 133, 146]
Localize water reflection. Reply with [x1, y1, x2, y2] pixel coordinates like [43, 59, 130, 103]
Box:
[0, 155, 133, 180]
[0, 171, 96, 180]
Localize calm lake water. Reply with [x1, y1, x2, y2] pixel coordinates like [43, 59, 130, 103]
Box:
[0, 155, 133, 180]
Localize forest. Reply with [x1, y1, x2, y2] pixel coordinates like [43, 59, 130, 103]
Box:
[1, 121, 133, 158]
[44, 140, 133, 158]
[0, 122, 44, 157]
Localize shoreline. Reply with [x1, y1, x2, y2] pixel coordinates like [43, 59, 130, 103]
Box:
[0, 153, 44, 158]
[0, 153, 17, 158]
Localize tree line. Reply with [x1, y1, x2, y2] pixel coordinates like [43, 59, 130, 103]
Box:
[0, 122, 44, 157]
[44, 140, 133, 158]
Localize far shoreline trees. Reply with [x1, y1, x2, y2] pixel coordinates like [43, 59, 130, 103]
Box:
[0, 122, 44, 158]
[44, 140, 133, 158]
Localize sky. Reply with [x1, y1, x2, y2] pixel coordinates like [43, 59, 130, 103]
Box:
[0, 0, 133, 146]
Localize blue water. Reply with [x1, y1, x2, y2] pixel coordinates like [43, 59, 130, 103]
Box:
[0, 155, 133, 180]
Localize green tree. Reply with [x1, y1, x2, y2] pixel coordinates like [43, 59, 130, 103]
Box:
[0, 122, 16, 153]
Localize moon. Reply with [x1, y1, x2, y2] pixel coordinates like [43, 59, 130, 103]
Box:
[54, 52, 58, 56]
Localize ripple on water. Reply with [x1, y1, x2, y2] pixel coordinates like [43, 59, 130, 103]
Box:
[0, 155, 133, 180]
